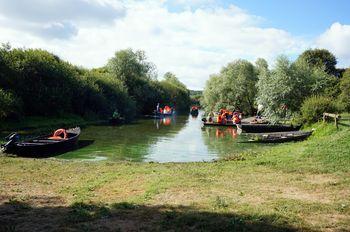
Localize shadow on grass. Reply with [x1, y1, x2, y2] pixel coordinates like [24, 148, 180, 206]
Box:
[0, 197, 310, 232]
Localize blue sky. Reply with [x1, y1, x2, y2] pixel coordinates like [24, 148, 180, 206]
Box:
[226, 0, 350, 35]
[0, 0, 349, 90]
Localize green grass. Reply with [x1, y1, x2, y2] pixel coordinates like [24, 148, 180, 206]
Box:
[0, 121, 349, 231]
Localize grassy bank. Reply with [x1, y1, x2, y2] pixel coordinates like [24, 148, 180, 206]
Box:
[0, 122, 349, 231]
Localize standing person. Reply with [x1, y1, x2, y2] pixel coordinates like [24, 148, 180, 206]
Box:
[156, 103, 160, 113]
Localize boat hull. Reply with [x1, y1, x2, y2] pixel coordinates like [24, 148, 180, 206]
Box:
[238, 123, 301, 133]
[203, 122, 236, 127]
[244, 130, 312, 143]
[2, 128, 80, 157]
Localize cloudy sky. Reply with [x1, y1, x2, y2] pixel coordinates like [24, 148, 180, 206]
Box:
[0, 0, 349, 90]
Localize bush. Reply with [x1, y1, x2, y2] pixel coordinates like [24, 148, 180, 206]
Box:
[338, 68, 350, 111]
[0, 89, 21, 119]
[301, 95, 337, 123]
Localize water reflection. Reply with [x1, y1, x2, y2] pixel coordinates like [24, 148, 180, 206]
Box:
[57, 112, 274, 162]
[154, 116, 175, 129]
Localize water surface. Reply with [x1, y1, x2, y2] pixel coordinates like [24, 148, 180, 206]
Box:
[58, 112, 274, 162]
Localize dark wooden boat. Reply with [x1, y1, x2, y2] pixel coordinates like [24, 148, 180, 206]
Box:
[1, 127, 80, 157]
[190, 107, 199, 116]
[153, 112, 174, 118]
[203, 121, 236, 127]
[242, 130, 312, 143]
[237, 123, 301, 133]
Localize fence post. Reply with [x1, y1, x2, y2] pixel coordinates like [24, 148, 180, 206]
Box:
[335, 114, 339, 129]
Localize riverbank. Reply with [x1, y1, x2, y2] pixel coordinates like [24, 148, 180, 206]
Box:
[0, 115, 100, 131]
[0, 121, 349, 231]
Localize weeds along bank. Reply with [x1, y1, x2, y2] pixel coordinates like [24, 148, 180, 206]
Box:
[0, 45, 191, 123]
[0, 122, 349, 231]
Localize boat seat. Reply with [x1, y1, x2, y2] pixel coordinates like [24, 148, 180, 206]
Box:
[32, 139, 62, 143]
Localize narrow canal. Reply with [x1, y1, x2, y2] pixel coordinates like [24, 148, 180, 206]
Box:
[58, 112, 274, 162]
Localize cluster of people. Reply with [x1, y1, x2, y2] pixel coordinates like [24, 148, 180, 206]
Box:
[206, 109, 242, 124]
[156, 103, 173, 114]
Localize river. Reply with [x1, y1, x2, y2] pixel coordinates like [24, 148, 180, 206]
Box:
[57, 112, 274, 162]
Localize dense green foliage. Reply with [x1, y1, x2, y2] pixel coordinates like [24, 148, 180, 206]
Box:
[202, 48, 344, 123]
[189, 90, 202, 106]
[202, 59, 258, 115]
[0, 88, 21, 119]
[296, 48, 337, 76]
[339, 68, 350, 111]
[256, 56, 337, 122]
[0, 45, 191, 121]
[107, 50, 190, 114]
[300, 95, 337, 123]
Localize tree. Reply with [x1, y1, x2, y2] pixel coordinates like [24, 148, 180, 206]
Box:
[0, 88, 21, 119]
[296, 48, 337, 76]
[202, 60, 258, 115]
[256, 55, 337, 122]
[257, 56, 311, 122]
[339, 68, 350, 111]
[107, 49, 157, 114]
[159, 72, 191, 113]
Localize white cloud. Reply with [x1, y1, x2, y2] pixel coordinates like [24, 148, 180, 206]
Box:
[0, 0, 310, 89]
[316, 22, 350, 68]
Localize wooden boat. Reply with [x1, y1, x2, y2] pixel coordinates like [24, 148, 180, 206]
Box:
[1, 127, 80, 157]
[203, 121, 236, 127]
[190, 107, 199, 116]
[154, 111, 174, 118]
[242, 130, 312, 143]
[237, 123, 301, 133]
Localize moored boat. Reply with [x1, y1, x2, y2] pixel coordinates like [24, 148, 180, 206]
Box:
[237, 123, 301, 133]
[202, 121, 237, 127]
[242, 130, 312, 143]
[1, 127, 80, 157]
[190, 106, 199, 116]
[154, 105, 174, 118]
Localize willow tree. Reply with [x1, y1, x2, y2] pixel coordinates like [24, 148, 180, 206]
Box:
[256, 55, 337, 122]
[202, 59, 258, 115]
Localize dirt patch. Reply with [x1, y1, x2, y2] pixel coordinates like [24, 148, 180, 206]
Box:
[305, 174, 340, 185]
[151, 188, 205, 205]
[304, 213, 350, 232]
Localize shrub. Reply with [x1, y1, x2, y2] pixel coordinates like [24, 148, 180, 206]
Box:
[301, 95, 337, 123]
[0, 89, 21, 119]
[338, 68, 350, 112]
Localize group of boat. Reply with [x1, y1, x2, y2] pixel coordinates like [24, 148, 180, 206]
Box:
[0, 105, 312, 157]
[201, 109, 312, 143]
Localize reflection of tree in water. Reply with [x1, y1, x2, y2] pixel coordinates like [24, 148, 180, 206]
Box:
[201, 126, 273, 158]
[59, 116, 187, 162]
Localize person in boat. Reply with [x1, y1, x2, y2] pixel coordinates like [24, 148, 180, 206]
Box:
[206, 111, 214, 122]
[156, 103, 160, 113]
[112, 110, 120, 119]
[232, 111, 241, 124]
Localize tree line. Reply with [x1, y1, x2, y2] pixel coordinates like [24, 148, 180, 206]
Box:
[0, 44, 191, 121]
[202, 48, 350, 123]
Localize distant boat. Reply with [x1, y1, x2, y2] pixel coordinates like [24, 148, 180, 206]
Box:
[154, 105, 174, 118]
[1, 127, 80, 157]
[242, 130, 312, 143]
[190, 106, 199, 116]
